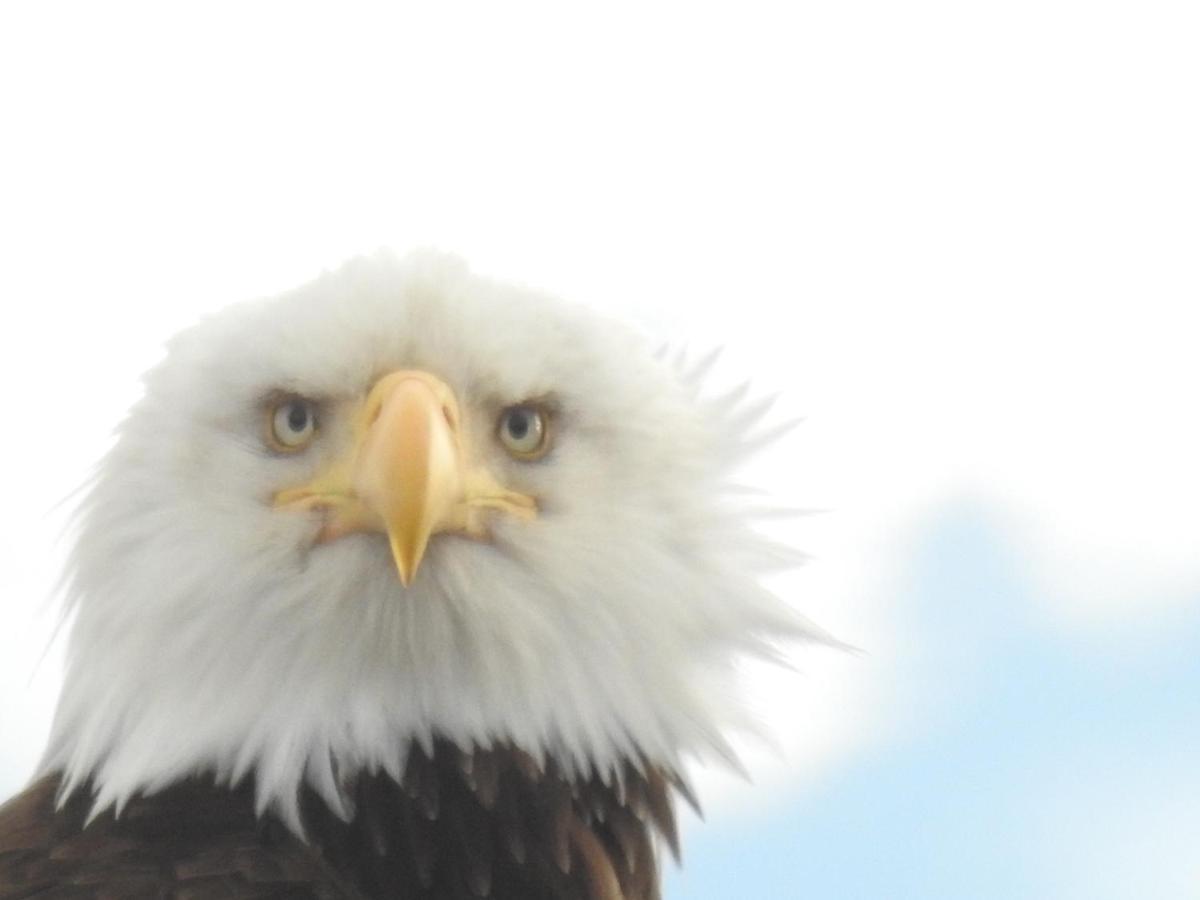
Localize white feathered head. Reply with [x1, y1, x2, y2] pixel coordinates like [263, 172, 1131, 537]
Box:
[43, 251, 815, 826]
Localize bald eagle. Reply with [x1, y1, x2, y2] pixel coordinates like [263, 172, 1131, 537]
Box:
[0, 252, 820, 899]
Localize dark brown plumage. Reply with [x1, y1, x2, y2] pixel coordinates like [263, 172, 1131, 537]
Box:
[0, 740, 688, 899]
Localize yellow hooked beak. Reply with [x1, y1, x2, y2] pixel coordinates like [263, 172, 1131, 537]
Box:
[273, 370, 537, 585]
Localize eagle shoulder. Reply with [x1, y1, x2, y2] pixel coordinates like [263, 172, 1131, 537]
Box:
[0, 773, 354, 899]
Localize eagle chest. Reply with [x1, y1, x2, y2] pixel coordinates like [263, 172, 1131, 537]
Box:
[0, 741, 686, 900]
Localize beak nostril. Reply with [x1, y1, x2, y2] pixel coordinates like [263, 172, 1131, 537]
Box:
[442, 406, 455, 429]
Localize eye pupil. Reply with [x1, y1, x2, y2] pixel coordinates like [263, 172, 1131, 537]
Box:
[506, 411, 529, 440]
[286, 403, 309, 433]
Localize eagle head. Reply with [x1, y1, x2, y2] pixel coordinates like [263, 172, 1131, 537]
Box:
[43, 251, 813, 831]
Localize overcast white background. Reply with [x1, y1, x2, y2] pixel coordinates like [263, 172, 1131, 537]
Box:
[1, 3, 1197, 897]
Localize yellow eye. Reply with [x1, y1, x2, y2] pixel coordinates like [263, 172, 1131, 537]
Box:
[267, 397, 318, 452]
[497, 404, 550, 460]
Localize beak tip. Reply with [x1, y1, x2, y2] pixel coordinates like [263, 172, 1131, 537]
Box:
[390, 537, 426, 589]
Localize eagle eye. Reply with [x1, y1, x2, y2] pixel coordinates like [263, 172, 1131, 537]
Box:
[497, 404, 550, 460]
[267, 397, 318, 452]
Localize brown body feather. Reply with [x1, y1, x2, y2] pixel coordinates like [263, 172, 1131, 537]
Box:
[0, 741, 682, 899]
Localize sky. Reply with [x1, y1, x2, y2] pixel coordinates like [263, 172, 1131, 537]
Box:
[1, 2, 1197, 897]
